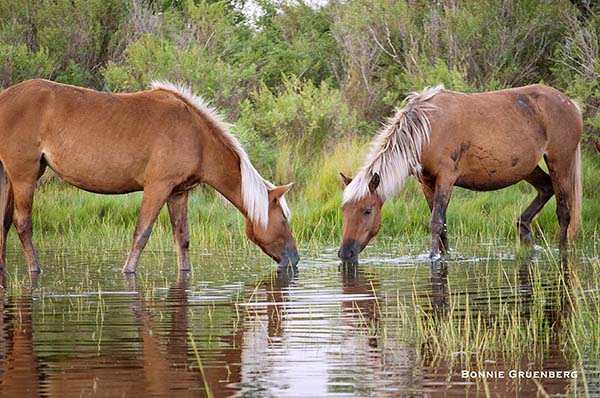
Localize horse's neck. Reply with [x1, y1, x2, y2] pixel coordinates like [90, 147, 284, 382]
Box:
[202, 142, 248, 219]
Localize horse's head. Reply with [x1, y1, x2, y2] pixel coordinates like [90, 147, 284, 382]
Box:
[245, 183, 299, 267]
[339, 173, 383, 264]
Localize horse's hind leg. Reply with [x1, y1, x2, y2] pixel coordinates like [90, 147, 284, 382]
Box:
[0, 164, 14, 270]
[167, 190, 191, 272]
[123, 184, 172, 273]
[516, 166, 554, 245]
[421, 183, 449, 253]
[2, 159, 47, 273]
[546, 152, 580, 252]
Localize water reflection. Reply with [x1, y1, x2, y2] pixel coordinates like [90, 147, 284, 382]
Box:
[429, 262, 448, 317]
[0, 274, 41, 398]
[126, 273, 201, 397]
[0, 249, 594, 397]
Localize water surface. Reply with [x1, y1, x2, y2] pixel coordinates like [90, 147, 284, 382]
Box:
[0, 243, 598, 397]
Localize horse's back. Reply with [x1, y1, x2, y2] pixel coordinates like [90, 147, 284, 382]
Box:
[0, 79, 203, 194]
[422, 84, 581, 191]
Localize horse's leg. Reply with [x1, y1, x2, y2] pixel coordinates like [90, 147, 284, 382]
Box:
[429, 179, 454, 259]
[167, 191, 191, 272]
[421, 183, 449, 253]
[11, 180, 40, 273]
[0, 165, 14, 270]
[3, 159, 47, 273]
[516, 166, 554, 245]
[123, 184, 172, 273]
[546, 161, 574, 252]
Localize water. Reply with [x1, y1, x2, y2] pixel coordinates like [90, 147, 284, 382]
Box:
[0, 243, 598, 397]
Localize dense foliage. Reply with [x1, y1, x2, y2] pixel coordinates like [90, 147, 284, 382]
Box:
[2, 1, 600, 143]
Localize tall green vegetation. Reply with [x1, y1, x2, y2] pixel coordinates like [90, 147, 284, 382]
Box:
[1, 0, 600, 249]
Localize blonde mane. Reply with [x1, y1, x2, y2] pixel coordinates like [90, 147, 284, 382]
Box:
[342, 85, 444, 204]
[150, 81, 290, 228]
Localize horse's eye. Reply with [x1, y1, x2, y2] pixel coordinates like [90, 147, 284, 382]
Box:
[364, 208, 372, 215]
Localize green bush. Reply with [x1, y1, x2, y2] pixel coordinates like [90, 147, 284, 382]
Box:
[551, 10, 600, 141]
[235, 77, 363, 181]
[331, 0, 571, 117]
[102, 34, 178, 91]
[0, 44, 54, 88]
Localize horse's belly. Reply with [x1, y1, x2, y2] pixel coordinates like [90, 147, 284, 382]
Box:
[455, 168, 533, 192]
[43, 149, 144, 194]
[454, 177, 521, 191]
[451, 139, 543, 191]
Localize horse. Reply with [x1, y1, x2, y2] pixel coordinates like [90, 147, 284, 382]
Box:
[0, 79, 299, 273]
[339, 84, 583, 263]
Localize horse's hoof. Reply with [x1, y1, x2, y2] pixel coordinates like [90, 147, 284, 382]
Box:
[519, 233, 535, 245]
[429, 252, 442, 262]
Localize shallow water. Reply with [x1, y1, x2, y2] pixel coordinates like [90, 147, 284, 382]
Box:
[1, 243, 599, 397]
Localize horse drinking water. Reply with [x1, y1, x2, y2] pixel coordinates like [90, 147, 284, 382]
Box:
[339, 84, 582, 263]
[0, 79, 299, 273]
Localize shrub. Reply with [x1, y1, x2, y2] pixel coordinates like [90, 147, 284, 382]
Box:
[0, 44, 54, 88]
[234, 77, 363, 181]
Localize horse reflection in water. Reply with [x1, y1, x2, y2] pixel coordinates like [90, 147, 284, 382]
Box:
[0, 273, 41, 398]
[0, 272, 248, 398]
[338, 264, 418, 393]
[239, 264, 420, 396]
[36, 273, 243, 397]
[124, 274, 244, 397]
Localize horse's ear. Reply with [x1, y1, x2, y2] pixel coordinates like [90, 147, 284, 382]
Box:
[595, 142, 600, 153]
[269, 183, 293, 199]
[369, 173, 380, 193]
[339, 173, 352, 186]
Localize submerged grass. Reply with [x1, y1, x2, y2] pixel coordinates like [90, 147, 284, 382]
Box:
[370, 244, 600, 395]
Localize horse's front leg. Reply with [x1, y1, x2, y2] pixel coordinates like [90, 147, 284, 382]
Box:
[429, 179, 454, 260]
[12, 181, 40, 273]
[167, 190, 191, 272]
[123, 184, 173, 274]
[421, 183, 449, 253]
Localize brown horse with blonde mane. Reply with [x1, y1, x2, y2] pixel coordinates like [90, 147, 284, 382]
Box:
[339, 84, 582, 263]
[0, 79, 299, 273]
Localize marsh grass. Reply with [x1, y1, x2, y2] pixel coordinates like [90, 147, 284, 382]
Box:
[9, 145, 598, 265]
[367, 243, 600, 395]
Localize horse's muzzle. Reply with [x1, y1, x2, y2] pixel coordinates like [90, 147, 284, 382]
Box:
[338, 239, 361, 264]
[278, 246, 300, 268]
